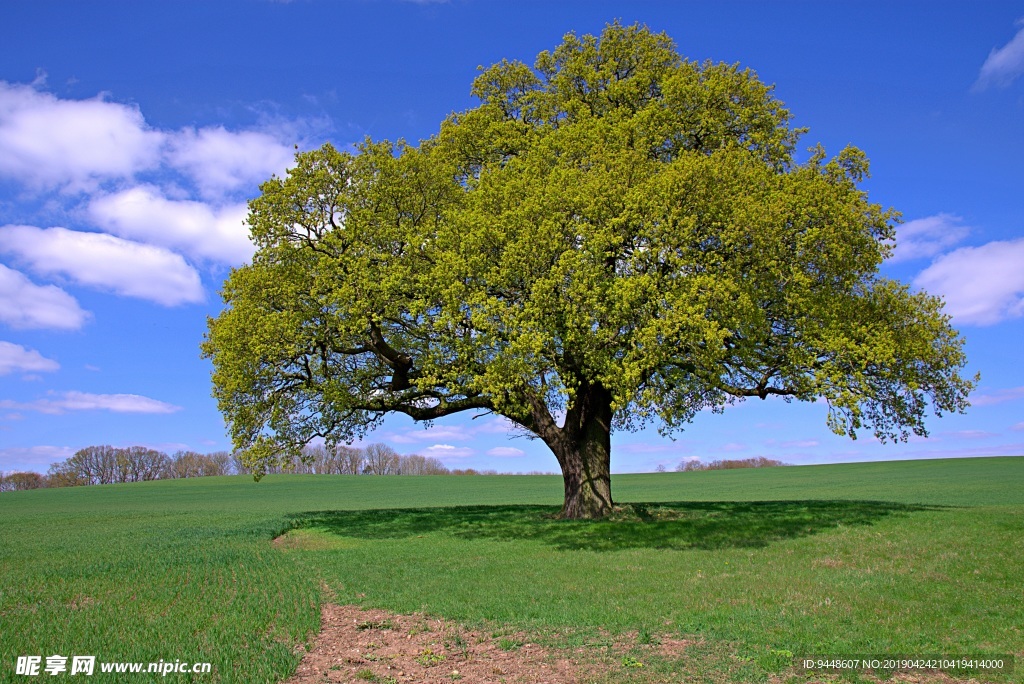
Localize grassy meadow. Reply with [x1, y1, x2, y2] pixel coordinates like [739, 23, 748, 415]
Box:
[1, 456, 1022, 682]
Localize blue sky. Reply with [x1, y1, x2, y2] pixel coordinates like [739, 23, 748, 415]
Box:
[1, 1, 1023, 475]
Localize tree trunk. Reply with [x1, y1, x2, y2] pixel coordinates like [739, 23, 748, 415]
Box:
[550, 382, 614, 519]
[556, 432, 613, 519]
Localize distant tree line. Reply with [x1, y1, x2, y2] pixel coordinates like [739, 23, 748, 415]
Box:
[0, 470, 48, 492]
[675, 456, 787, 472]
[0, 442, 522, 492]
[251, 443, 464, 476]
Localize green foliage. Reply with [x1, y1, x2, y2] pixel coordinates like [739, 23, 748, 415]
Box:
[356, 669, 399, 683]
[636, 626, 659, 645]
[415, 647, 445, 667]
[621, 654, 645, 668]
[203, 22, 974, 490]
[497, 637, 522, 651]
[357, 619, 395, 631]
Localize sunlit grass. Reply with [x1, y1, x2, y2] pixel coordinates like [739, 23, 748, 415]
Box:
[1, 457, 1022, 682]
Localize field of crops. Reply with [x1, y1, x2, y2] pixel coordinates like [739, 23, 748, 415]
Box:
[2, 456, 1022, 682]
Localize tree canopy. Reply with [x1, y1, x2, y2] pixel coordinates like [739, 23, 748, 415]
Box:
[203, 22, 975, 518]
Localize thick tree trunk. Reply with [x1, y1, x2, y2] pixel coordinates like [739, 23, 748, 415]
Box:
[556, 430, 613, 519]
[550, 382, 614, 519]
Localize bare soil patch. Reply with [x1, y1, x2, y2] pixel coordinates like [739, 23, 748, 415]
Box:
[284, 604, 583, 684]
[284, 603, 981, 684]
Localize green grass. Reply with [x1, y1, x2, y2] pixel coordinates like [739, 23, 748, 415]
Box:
[1, 457, 1022, 682]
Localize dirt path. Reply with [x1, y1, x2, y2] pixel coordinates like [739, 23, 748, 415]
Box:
[284, 604, 583, 684]
[284, 604, 981, 684]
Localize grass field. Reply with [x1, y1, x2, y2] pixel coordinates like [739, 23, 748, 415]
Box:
[1, 456, 1022, 683]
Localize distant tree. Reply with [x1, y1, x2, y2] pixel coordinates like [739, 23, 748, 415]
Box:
[0, 471, 47, 492]
[396, 453, 450, 475]
[46, 466, 86, 488]
[50, 445, 118, 485]
[363, 443, 400, 475]
[231, 451, 252, 476]
[678, 457, 787, 472]
[116, 446, 169, 482]
[204, 22, 975, 518]
[206, 451, 234, 476]
[45, 446, 170, 485]
[300, 444, 330, 473]
[167, 451, 196, 478]
[337, 446, 365, 475]
[168, 450, 231, 478]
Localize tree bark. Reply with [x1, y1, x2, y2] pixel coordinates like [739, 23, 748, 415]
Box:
[555, 430, 613, 519]
[548, 382, 614, 519]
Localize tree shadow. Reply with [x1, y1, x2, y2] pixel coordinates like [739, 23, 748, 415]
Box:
[282, 500, 945, 553]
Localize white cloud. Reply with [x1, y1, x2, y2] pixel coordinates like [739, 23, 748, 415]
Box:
[487, 446, 525, 457]
[0, 264, 90, 330]
[721, 442, 748, 452]
[0, 445, 74, 472]
[0, 341, 59, 375]
[619, 441, 684, 454]
[88, 186, 252, 264]
[943, 430, 997, 440]
[889, 213, 970, 263]
[975, 20, 1024, 90]
[0, 391, 182, 415]
[421, 443, 474, 459]
[405, 425, 473, 442]
[0, 225, 204, 306]
[1011, 422, 1024, 432]
[887, 443, 1024, 460]
[914, 238, 1024, 326]
[474, 416, 525, 434]
[972, 386, 1024, 407]
[779, 439, 820, 448]
[166, 126, 294, 199]
[0, 81, 163, 191]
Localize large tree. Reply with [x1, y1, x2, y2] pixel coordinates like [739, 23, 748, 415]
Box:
[203, 23, 974, 519]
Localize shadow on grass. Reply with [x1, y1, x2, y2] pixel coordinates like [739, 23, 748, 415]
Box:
[284, 500, 942, 552]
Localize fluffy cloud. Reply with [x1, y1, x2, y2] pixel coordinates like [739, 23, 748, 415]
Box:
[914, 237, 1024, 325]
[619, 442, 682, 454]
[0, 81, 325, 311]
[971, 386, 1024, 407]
[778, 439, 820, 448]
[409, 425, 473, 441]
[0, 81, 299, 196]
[889, 213, 970, 263]
[0, 445, 75, 472]
[0, 81, 163, 190]
[486, 446, 525, 457]
[421, 443, 474, 459]
[0, 225, 204, 306]
[0, 341, 59, 375]
[166, 126, 294, 199]
[474, 416, 530, 435]
[0, 264, 90, 330]
[944, 430, 997, 440]
[0, 391, 182, 415]
[975, 20, 1024, 90]
[89, 186, 252, 264]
